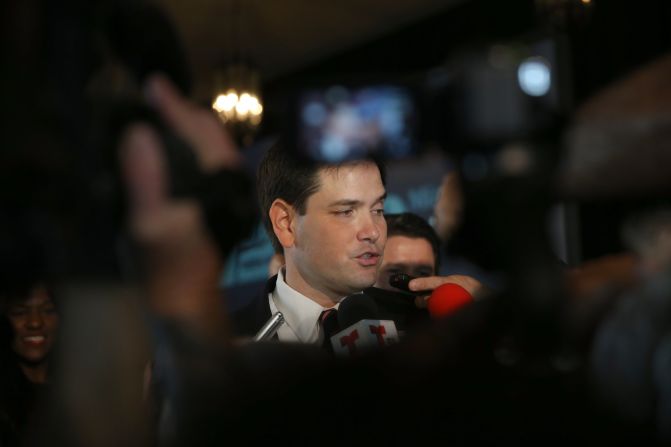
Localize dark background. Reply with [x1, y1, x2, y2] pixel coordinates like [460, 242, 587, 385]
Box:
[2, 0, 670, 286]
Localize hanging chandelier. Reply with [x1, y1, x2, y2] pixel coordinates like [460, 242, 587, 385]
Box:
[211, 0, 263, 141]
[212, 62, 263, 127]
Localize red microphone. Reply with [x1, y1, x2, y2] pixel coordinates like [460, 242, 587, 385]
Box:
[427, 283, 473, 318]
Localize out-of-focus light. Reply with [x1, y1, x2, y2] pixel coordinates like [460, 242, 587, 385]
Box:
[581, 0, 591, 4]
[325, 86, 349, 105]
[235, 93, 251, 116]
[212, 90, 240, 113]
[303, 102, 326, 126]
[225, 91, 238, 109]
[212, 72, 263, 130]
[496, 143, 533, 176]
[214, 91, 262, 119]
[517, 57, 551, 97]
[250, 113, 262, 126]
[212, 94, 227, 112]
[249, 96, 263, 116]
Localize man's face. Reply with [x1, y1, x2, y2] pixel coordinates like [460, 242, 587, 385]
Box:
[286, 162, 387, 303]
[7, 287, 59, 365]
[374, 235, 436, 292]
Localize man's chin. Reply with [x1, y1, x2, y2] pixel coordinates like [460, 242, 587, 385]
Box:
[332, 266, 378, 296]
[348, 275, 378, 294]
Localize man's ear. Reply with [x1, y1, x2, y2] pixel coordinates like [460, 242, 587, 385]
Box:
[269, 199, 296, 248]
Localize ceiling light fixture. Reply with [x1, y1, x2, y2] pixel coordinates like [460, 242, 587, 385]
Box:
[211, 0, 263, 145]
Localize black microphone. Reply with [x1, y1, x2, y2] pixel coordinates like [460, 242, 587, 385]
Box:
[330, 292, 399, 355]
[337, 292, 381, 328]
[362, 287, 430, 332]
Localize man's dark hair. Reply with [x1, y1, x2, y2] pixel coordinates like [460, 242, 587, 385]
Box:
[257, 142, 386, 254]
[385, 212, 441, 272]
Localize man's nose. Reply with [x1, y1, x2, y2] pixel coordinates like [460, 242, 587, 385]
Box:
[26, 310, 44, 329]
[357, 214, 381, 243]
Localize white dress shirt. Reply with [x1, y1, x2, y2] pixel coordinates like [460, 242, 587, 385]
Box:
[268, 269, 340, 344]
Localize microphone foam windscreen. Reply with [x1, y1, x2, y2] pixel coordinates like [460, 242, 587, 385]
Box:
[427, 283, 473, 319]
[337, 293, 380, 329]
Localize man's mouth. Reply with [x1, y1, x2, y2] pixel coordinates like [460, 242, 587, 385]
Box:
[356, 252, 380, 266]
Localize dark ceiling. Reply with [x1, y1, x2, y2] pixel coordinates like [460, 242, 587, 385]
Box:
[153, 0, 671, 106]
[156, 0, 466, 100]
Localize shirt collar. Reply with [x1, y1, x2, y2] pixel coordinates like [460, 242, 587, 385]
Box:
[273, 269, 339, 343]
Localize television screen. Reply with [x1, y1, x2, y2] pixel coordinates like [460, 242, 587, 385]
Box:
[296, 84, 417, 162]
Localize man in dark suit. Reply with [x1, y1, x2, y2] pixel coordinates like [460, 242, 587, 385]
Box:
[231, 145, 387, 343]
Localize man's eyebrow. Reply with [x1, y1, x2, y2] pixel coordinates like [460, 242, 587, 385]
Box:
[328, 199, 362, 208]
[327, 193, 387, 208]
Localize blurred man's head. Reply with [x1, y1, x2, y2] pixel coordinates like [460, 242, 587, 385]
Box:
[257, 144, 387, 306]
[375, 212, 440, 291]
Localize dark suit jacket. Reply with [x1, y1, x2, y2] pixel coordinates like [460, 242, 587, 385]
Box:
[230, 275, 276, 337]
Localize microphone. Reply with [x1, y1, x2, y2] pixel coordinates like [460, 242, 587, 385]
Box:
[330, 293, 399, 356]
[427, 283, 473, 319]
[253, 312, 284, 342]
[361, 286, 431, 332]
[338, 292, 380, 328]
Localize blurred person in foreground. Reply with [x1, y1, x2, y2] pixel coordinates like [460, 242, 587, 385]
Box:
[557, 52, 671, 443]
[432, 170, 503, 291]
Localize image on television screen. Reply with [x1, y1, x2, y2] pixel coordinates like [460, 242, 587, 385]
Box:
[298, 84, 417, 162]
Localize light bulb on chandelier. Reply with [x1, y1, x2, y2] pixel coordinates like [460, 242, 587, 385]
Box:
[212, 62, 263, 130]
